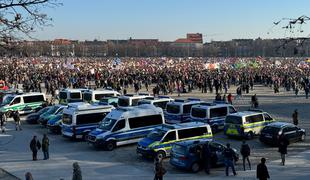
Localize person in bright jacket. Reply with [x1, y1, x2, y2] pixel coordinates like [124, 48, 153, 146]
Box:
[42, 134, 50, 160]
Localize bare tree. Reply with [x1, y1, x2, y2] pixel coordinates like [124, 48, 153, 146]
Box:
[0, 0, 60, 50]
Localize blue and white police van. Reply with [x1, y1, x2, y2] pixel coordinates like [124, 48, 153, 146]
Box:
[190, 102, 237, 132]
[138, 96, 174, 110]
[61, 102, 114, 140]
[165, 98, 203, 124]
[117, 93, 152, 107]
[86, 104, 165, 150]
[83, 89, 120, 104]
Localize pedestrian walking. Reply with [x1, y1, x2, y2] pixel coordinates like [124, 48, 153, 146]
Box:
[278, 134, 289, 166]
[30, 136, 41, 161]
[42, 134, 50, 160]
[202, 143, 211, 174]
[25, 172, 34, 180]
[154, 156, 166, 180]
[256, 158, 270, 180]
[240, 140, 251, 171]
[223, 143, 237, 176]
[0, 111, 6, 133]
[72, 162, 82, 180]
[12, 111, 22, 131]
[251, 94, 258, 108]
[292, 109, 298, 126]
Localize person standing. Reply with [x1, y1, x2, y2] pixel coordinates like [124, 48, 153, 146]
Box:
[202, 143, 211, 174]
[25, 172, 34, 180]
[30, 136, 41, 161]
[42, 134, 50, 160]
[278, 134, 289, 166]
[223, 143, 237, 176]
[0, 111, 5, 133]
[240, 140, 251, 171]
[12, 111, 21, 131]
[256, 158, 270, 180]
[154, 156, 166, 180]
[72, 162, 82, 180]
[292, 109, 298, 126]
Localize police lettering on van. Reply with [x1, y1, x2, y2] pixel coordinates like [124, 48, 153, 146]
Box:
[61, 103, 114, 140]
[0, 92, 46, 116]
[137, 122, 213, 158]
[165, 98, 203, 124]
[224, 110, 275, 139]
[87, 104, 164, 151]
[190, 102, 237, 132]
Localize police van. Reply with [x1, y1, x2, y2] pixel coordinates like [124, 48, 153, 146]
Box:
[117, 93, 152, 107]
[83, 89, 120, 104]
[86, 104, 164, 150]
[190, 102, 237, 132]
[138, 96, 174, 110]
[165, 98, 203, 124]
[59, 88, 87, 104]
[137, 122, 213, 158]
[61, 103, 114, 139]
[0, 92, 46, 115]
[224, 110, 275, 139]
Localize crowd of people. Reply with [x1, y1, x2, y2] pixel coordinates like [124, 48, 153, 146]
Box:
[0, 57, 309, 99]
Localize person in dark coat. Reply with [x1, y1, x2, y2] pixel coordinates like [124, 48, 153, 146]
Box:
[72, 162, 82, 180]
[257, 158, 270, 180]
[292, 109, 298, 126]
[12, 111, 21, 131]
[154, 156, 166, 180]
[30, 136, 41, 161]
[0, 111, 5, 133]
[240, 140, 251, 171]
[202, 143, 211, 174]
[42, 134, 50, 160]
[223, 143, 237, 176]
[278, 134, 289, 165]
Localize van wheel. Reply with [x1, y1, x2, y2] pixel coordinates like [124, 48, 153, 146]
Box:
[191, 162, 200, 173]
[106, 141, 116, 151]
[6, 111, 12, 118]
[246, 132, 254, 140]
[301, 134, 306, 141]
[156, 151, 166, 159]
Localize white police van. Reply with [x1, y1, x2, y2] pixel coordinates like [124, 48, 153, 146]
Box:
[165, 98, 203, 124]
[61, 102, 114, 140]
[83, 89, 120, 104]
[59, 88, 87, 104]
[87, 104, 165, 150]
[137, 96, 174, 110]
[117, 93, 152, 107]
[190, 102, 237, 132]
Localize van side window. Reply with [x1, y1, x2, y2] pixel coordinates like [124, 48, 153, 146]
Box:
[178, 127, 208, 139]
[131, 99, 140, 106]
[162, 131, 176, 142]
[229, 107, 237, 114]
[112, 119, 125, 132]
[23, 95, 44, 103]
[129, 114, 163, 129]
[12, 97, 21, 105]
[183, 104, 193, 114]
[263, 113, 273, 121]
[245, 114, 264, 124]
[210, 107, 227, 118]
[153, 101, 168, 110]
[76, 112, 108, 125]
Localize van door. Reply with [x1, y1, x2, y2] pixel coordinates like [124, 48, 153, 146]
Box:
[10, 97, 22, 111]
[160, 131, 177, 153]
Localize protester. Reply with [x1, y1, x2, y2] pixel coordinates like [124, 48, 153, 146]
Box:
[278, 134, 289, 166]
[42, 134, 50, 160]
[256, 158, 270, 180]
[223, 143, 237, 176]
[240, 140, 251, 171]
[72, 162, 82, 180]
[30, 136, 41, 161]
[292, 109, 298, 126]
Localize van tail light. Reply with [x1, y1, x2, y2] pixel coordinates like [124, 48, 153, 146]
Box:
[179, 156, 187, 160]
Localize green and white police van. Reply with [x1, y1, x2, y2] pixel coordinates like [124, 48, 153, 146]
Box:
[0, 92, 46, 116]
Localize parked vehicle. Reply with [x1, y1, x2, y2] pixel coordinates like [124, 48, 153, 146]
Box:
[117, 94, 152, 107]
[83, 89, 120, 104]
[98, 97, 119, 107]
[26, 106, 52, 124]
[59, 88, 87, 104]
[38, 105, 66, 126]
[165, 98, 203, 124]
[87, 104, 164, 150]
[47, 114, 63, 134]
[260, 122, 306, 146]
[224, 110, 275, 139]
[170, 139, 239, 172]
[61, 103, 114, 140]
[137, 122, 213, 158]
[190, 102, 237, 132]
[0, 92, 46, 116]
[138, 96, 174, 110]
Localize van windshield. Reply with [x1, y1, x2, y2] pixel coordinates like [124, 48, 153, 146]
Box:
[59, 92, 67, 99]
[46, 106, 59, 114]
[225, 116, 242, 124]
[62, 114, 72, 125]
[191, 108, 206, 118]
[166, 104, 180, 114]
[70, 92, 81, 99]
[2, 95, 14, 105]
[118, 98, 129, 107]
[98, 118, 117, 131]
[147, 129, 167, 141]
